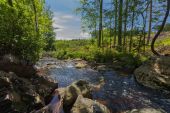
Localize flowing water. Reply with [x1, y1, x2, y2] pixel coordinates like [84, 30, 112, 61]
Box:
[38, 58, 170, 113]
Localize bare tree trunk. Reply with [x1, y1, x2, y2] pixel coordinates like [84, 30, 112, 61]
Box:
[109, 18, 112, 49]
[118, 0, 123, 51]
[147, 0, 152, 45]
[113, 0, 118, 48]
[95, 21, 97, 39]
[129, 3, 135, 53]
[98, 0, 103, 47]
[142, 11, 148, 53]
[123, 0, 129, 52]
[151, 0, 170, 56]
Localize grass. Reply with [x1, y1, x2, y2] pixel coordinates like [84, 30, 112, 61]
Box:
[50, 38, 148, 69]
[47, 32, 169, 72]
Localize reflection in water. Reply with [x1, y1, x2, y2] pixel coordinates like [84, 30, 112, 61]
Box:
[43, 60, 170, 113]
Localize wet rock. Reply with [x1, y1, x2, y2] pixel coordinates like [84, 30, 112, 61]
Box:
[0, 75, 11, 87]
[0, 93, 13, 107]
[33, 75, 58, 105]
[22, 89, 44, 111]
[0, 54, 36, 78]
[0, 70, 56, 113]
[2, 54, 20, 64]
[124, 108, 166, 113]
[63, 80, 92, 112]
[31, 106, 51, 113]
[97, 65, 107, 71]
[75, 62, 87, 68]
[134, 56, 170, 90]
[71, 95, 110, 113]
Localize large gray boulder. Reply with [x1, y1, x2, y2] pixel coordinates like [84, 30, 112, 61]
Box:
[32, 80, 93, 113]
[63, 80, 92, 112]
[134, 56, 170, 90]
[71, 95, 110, 113]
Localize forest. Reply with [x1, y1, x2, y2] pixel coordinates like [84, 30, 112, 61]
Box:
[0, 0, 170, 113]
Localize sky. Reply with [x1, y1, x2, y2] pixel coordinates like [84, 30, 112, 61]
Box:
[45, 0, 170, 40]
[45, 0, 90, 40]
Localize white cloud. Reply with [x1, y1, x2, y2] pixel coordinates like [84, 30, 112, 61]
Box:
[80, 32, 91, 38]
[61, 15, 74, 19]
[52, 11, 89, 40]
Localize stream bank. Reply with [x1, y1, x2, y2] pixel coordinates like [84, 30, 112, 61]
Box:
[0, 55, 170, 113]
[0, 55, 58, 113]
[38, 58, 170, 113]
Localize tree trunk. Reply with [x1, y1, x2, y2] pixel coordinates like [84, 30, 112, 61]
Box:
[98, 0, 103, 47]
[147, 0, 152, 45]
[117, 0, 123, 51]
[113, 0, 118, 48]
[129, 2, 135, 52]
[94, 20, 97, 39]
[142, 10, 148, 53]
[109, 18, 112, 49]
[151, 0, 170, 56]
[123, 0, 129, 51]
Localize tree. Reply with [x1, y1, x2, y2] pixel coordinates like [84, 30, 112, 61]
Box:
[151, 0, 170, 56]
[76, 0, 99, 39]
[147, 0, 153, 45]
[123, 0, 129, 51]
[113, 0, 118, 47]
[129, 0, 136, 52]
[0, 0, 55, 62]
[98, 0, 103, 47]
[117, 0, 123, 51]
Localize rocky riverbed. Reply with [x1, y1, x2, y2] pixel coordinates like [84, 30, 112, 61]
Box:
[37, 57, 170, 113]
[0, 55, 170, 113]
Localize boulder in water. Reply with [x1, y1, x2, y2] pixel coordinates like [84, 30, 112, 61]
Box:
[61, 80, 92, 112]
[75, 62, 87, 68]
[71, 95, 110, 113]
[134, 56, 170, 90]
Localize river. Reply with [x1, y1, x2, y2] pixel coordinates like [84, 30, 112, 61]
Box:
[38, 58, 170, 113]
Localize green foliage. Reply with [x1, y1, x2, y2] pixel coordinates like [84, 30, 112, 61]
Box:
[113, 52, 147, 67]
[0, 0, 55, 62]
[155, 36, 170, 46]
[94, 49, 114, 63]
[51, 38, 149, 70]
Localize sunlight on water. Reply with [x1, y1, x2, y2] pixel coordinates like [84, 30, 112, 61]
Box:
[45, 60, 170, 113]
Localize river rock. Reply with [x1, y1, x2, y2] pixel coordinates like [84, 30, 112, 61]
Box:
[71, 95, 110, 113]
[97, 65, 107, 71]
[0, 70, 56, 113]
[0, 93, 17, 113]
[63, 80, 92, 112]
[0, 75, 11, 87]
[134, 56, 170, 90]
[0, 54, 36, 78]
[124, 108, 166, 113]
[75, 62, 87, 68]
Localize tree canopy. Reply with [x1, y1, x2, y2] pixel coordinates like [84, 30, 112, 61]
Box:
[0, 0, 55, 62]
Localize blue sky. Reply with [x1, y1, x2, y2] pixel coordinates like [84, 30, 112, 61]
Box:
[45, 0, 90, 40]
[45, 0, 170, 40]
